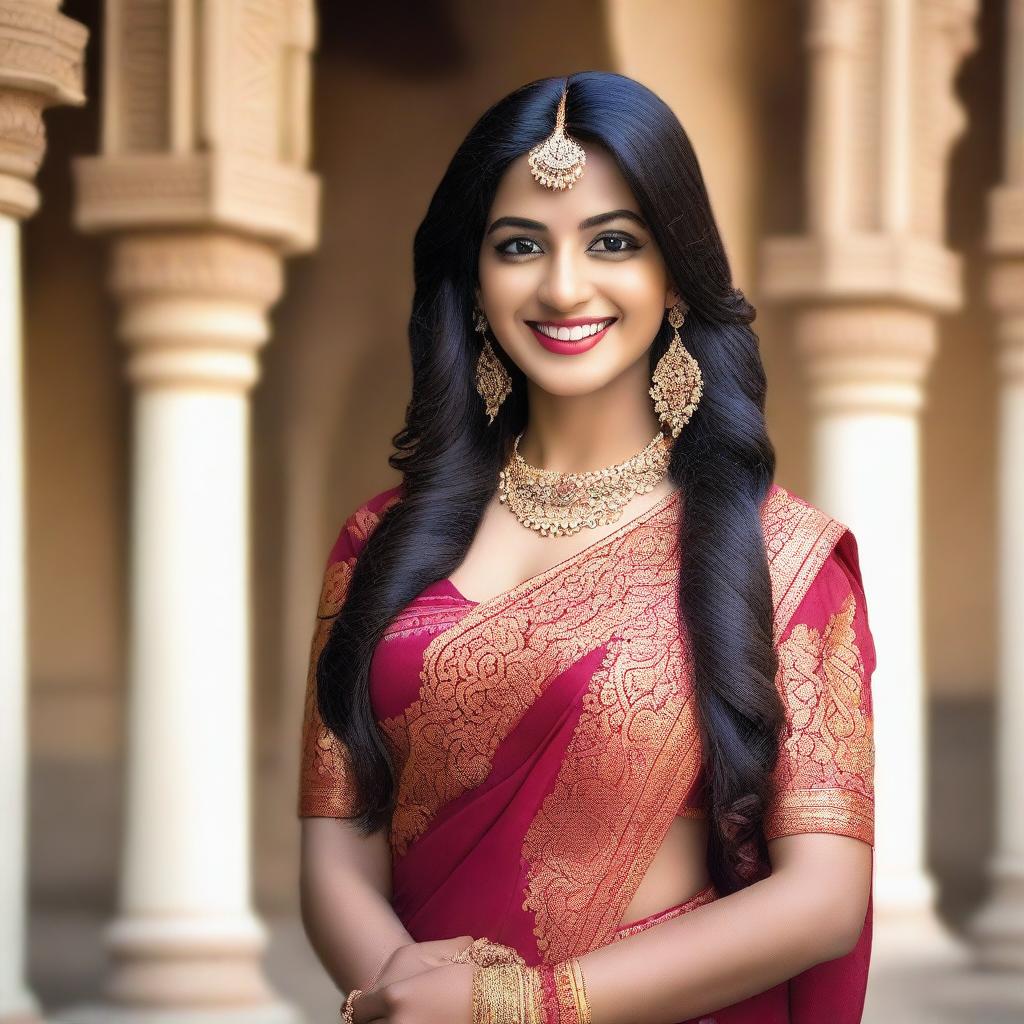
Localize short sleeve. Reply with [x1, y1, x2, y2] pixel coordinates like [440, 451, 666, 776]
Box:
[763, 529, 876, 846]
[296, 485, 403, 818]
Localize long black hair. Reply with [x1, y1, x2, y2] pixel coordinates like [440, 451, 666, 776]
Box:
[317, 71, 782, 895]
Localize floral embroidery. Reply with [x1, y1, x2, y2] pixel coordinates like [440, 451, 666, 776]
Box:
[381, 593, 475, 642]
[384, 494, 689, 859]
[761, 486, 849, 641]
[514, 486, 862, 959]
[520, 618, 701, 962]
[301, 483, 871, 967]
[297, 492, 401, 818]
[297, 557, 361, 817]
[764, 592, 874, 845]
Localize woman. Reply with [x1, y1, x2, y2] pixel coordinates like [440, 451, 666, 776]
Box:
[298, 71, 875, 1024]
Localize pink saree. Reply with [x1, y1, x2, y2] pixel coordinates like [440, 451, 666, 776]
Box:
[298, 482, 876, 1023]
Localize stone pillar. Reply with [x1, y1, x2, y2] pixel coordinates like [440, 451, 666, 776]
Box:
[760, 0, 977, 952]
[0, 2, 87, 1022]
[793, 306, 940, 928]
[62, 1, 319, 1020]
[967, 0, 1024, 972]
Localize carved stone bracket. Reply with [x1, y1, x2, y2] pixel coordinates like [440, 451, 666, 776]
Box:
[72, 0, 319, 255]
[75, 152, 320, 254]
[762, 0, 978, 313]
[0, 0, 87, 218]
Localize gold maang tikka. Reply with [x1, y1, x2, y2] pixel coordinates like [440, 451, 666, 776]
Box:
[650, 301, 703, 438]
[527, 81, 587, 191]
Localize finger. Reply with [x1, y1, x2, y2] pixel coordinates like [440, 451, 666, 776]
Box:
[438, 935, 476, 958]
[352, 988, 388, 1023]
[420, 935, 475, 953]
[414, 935, 476, 968]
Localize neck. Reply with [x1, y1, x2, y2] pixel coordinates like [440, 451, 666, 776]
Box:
[518, 353, 662, 472]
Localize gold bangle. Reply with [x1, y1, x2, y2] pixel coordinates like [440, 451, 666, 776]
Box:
[470, 963, 545, 1024]
[339, 987, 362, 1024]
[551, 958, 592, 1024]
[569, 958, 592, 1024]
[366, 947, 392, 988]
[471, 964, 516, 1024]
[553, 960, 576, 1023]
[524, 965, 544, 1024]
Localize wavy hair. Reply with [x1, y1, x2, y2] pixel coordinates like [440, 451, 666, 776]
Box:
[317, 71, 782, 895]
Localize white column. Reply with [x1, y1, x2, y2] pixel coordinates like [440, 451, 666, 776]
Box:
[0, 4, 87, 1021]
[53, 232, 296, 1023]
[795, 306, 939, 923]
[967, 268, 1024, 969]
[65, 1, 319, 1015]
[760, 0, 978, 958]
[967, 0, 1024, 966]
[0, 210, 38, 1024]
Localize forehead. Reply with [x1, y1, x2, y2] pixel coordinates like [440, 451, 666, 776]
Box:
[487, 143, 641, 227]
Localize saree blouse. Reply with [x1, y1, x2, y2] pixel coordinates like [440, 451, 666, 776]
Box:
[297, 481, 876, 1024]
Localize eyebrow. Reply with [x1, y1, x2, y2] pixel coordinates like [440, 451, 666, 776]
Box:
[485, 209, 648, 236]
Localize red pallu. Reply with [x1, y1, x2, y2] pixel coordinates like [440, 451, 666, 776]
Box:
[298, 482, 876, 1023]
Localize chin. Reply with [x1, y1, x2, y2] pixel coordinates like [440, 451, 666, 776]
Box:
[525, 364, 626, 398]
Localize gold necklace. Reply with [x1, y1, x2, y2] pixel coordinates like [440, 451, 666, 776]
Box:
[498, 429, 673, 537]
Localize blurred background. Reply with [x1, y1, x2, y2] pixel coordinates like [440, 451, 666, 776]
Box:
[2, 0, 1021, 1021]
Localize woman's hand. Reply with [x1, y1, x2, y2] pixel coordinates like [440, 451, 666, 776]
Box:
[369, 935, 475, 990]
[352, 961, 475, 1024]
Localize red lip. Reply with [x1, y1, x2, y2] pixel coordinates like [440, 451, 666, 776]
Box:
[527, 319, 615, 356]
[529, 316, 618, 328]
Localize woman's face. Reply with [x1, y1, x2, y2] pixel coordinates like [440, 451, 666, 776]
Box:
[476, 142, 679, 398]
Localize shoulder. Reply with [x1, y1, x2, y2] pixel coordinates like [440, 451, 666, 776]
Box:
[326, 482, 405, 565]
[759, 483, 859, 641]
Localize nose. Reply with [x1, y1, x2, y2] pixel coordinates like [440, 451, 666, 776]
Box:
[535, 245, 594, 312]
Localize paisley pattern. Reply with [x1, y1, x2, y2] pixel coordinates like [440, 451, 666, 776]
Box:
[296, 482, 875, 960]
[765, 591, 874, 845]
[760, 485, 849, 640]
[383, 489, 685, 859]
[297, 557, 360, 818]
[296, 480, 877, 1021]
[515, 485, 862, 961]
[296, 490, 401, 818]
[519, 619, 700, 962]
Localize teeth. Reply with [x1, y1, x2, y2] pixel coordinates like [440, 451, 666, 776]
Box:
[535, 318, 613, 341]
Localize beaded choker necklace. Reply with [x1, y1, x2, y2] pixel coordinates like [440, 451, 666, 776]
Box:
[498, 429, 673, 538]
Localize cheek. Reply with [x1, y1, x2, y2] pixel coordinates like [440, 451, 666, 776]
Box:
[477, 257, 535, 310]
[604, 261, 667, 312]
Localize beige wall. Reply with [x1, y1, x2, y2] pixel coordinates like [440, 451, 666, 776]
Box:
[604, 0, 815, 493]
[922, 0, 1001, 699]
[25, 36, 125, 765]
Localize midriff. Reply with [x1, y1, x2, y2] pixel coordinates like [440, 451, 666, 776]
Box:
[618, 814, 711, 929]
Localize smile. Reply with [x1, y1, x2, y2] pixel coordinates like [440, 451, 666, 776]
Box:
[525, 317, 617, 356]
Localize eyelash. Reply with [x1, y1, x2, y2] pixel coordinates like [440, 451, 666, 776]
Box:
[494, 233, 643, 260]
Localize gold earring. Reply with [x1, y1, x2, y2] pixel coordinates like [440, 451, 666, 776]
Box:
[649, 301, 703, 438]
[473, 308, 512, 423]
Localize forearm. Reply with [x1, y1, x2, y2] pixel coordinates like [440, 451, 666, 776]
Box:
[300, 862, 413, 993]
[580, 871, 852, 1024]
[299, 864, 411, 991]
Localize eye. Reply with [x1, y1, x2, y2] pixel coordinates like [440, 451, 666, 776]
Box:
[493, 232, 644, 261]
[589, 233, 641, 255]
[495, 237, 543, 259]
